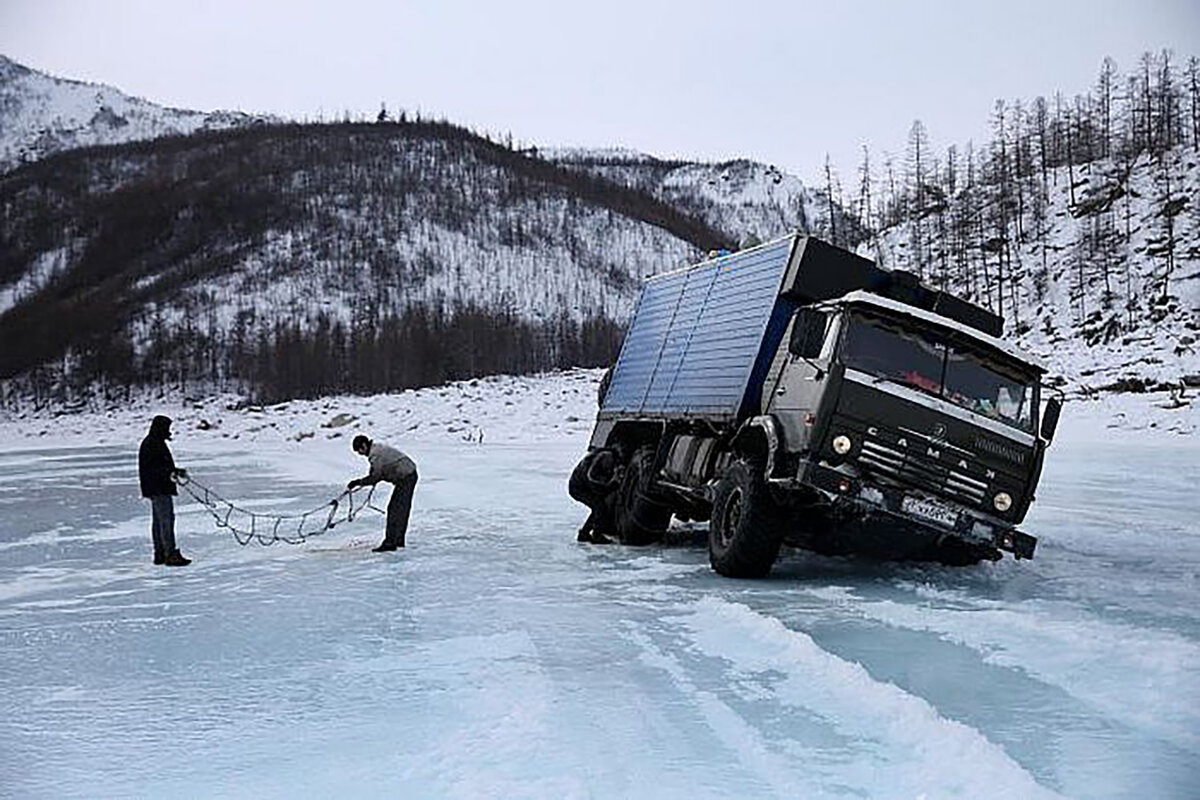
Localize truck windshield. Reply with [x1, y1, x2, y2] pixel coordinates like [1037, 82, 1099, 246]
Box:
[840, 312, 1036, 432]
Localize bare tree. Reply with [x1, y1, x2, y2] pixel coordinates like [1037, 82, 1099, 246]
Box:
[823, 154, 840, 246]
[1065, 106, 1078, 208]
[1188, 56, 1200, 151]
[857, 143, 874, 234]
[907, 120, 930, 274]
[1139, 51, 1154, 152]
[1052, 92, 1066, 173]
[1096, 57, 1118, 159]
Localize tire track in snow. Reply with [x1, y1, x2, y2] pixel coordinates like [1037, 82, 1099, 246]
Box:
[663, 597, 1062, 800]
[343, 629, 592, 800]
[625, 626, 827, 799]
[807, 584, 1200, 752]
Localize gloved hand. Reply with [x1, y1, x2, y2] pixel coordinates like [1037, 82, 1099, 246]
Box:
[346, 479, 360, 490]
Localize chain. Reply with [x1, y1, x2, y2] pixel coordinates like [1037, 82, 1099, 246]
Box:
[175, 472, 386, 546]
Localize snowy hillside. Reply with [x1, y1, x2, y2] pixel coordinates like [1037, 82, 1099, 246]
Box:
[0, 370, 1196, 798]
[547, 148, 863, 249]
[0, 54, 273, 174]
[0, 121, 728, 402]
[864, 149, 1200, 392]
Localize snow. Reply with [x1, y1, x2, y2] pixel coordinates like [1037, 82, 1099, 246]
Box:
[0, 245, 74, 315]
[0, 55, 272, 174]
[0, 370, 1197, 798]
[139, 196, 698, 343]
[866, 150, 1200, 393]
[554, 152, 826, 249]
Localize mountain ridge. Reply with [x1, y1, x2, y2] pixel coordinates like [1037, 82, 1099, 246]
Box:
[0, 53, 276, 174]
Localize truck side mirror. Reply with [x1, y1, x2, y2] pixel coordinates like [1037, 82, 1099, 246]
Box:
[1040, 396, 1062, 443]
[789, 309, 827, 359]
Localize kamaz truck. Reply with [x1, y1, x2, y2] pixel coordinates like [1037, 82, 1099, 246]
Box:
[577, 233, 1061, 577]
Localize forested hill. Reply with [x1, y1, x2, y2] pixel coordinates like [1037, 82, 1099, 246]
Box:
[0, 120, 732, 404]
[841, 52, 1200, 394]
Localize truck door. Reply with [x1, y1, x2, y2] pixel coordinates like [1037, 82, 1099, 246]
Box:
[767, 309, 838, 451]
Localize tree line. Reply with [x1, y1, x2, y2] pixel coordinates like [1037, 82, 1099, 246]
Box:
[826, 50, 1199, 338]
[4, 302, 622, 409]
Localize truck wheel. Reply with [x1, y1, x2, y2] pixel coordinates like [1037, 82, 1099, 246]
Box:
[709, 460, 782, 577]
[615, 446, 671, 545]
[931, 537, 998, 567]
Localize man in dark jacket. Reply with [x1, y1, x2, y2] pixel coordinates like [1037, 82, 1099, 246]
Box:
[568, 447, 622, 544]
[347, 435, 419, 552]
[138, 415, 191, 566]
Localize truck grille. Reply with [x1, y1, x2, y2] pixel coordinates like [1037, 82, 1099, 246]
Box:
[859, 439, 987, 505]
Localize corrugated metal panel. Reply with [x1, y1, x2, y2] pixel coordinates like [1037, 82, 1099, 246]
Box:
[602, 236, 796, 419]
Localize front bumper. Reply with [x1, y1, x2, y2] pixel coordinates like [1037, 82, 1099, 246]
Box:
[788, 463, 1037, 560]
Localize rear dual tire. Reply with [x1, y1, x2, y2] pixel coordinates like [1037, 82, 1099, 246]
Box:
[615, 446, 671, 545]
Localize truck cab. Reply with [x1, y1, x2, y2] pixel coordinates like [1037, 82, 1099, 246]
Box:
[760, 291, 1051, 564]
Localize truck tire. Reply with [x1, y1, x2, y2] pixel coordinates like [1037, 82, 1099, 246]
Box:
[709, 459, 783, 577]
[615, 446, 671, 545]
[930, 537, 998, 567]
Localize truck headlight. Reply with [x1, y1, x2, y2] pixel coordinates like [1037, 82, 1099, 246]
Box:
[832, 435, 853, 455]
[993, 492, 1013, 512]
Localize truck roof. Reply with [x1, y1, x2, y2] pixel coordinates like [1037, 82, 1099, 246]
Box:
[835, 291, 1047, 372]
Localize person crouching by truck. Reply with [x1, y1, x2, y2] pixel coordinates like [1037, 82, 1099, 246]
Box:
[347, 435, 419, 552]
[568, 446, 623, 544]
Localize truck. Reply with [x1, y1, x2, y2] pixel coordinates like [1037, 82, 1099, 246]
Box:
[576, 233, 1062, 577]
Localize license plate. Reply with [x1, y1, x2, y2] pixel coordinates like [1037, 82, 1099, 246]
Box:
[901, 495, 959, 528]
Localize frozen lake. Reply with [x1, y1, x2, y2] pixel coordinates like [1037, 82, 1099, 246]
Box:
[0, 432, 1197, 798]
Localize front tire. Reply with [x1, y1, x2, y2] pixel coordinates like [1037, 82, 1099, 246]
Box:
[709, 460, 782, 577]
[615, 446, 671, 545]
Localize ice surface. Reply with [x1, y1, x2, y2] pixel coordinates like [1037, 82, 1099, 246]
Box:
[0, 372, 1197, 798]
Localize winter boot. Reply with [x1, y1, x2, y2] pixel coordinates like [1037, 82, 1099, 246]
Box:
[372, 542, 399, 552]
[153, 551, 166, 565]
[164, 550, 191, 567]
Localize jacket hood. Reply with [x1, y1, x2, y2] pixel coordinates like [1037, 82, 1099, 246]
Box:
[149, 415, 172, 439]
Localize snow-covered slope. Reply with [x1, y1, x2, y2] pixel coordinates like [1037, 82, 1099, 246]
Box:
[0, 121, 728, 401]
[546, 149, 860, 249]
[864, 150, 1200, 392]
[0, 54, 274, 174]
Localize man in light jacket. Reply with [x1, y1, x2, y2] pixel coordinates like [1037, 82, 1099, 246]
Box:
[347, 434, 419, 552]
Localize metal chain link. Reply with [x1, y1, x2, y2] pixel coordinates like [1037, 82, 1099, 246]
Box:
[175, 472, 385, 546]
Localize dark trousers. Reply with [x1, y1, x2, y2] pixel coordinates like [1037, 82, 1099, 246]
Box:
[568, 464, 615, 536]
[149, 495, 178, 557]
[384, 472, 418, 547]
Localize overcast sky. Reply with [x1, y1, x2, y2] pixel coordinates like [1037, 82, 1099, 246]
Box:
[3, 0, 1198, 186]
